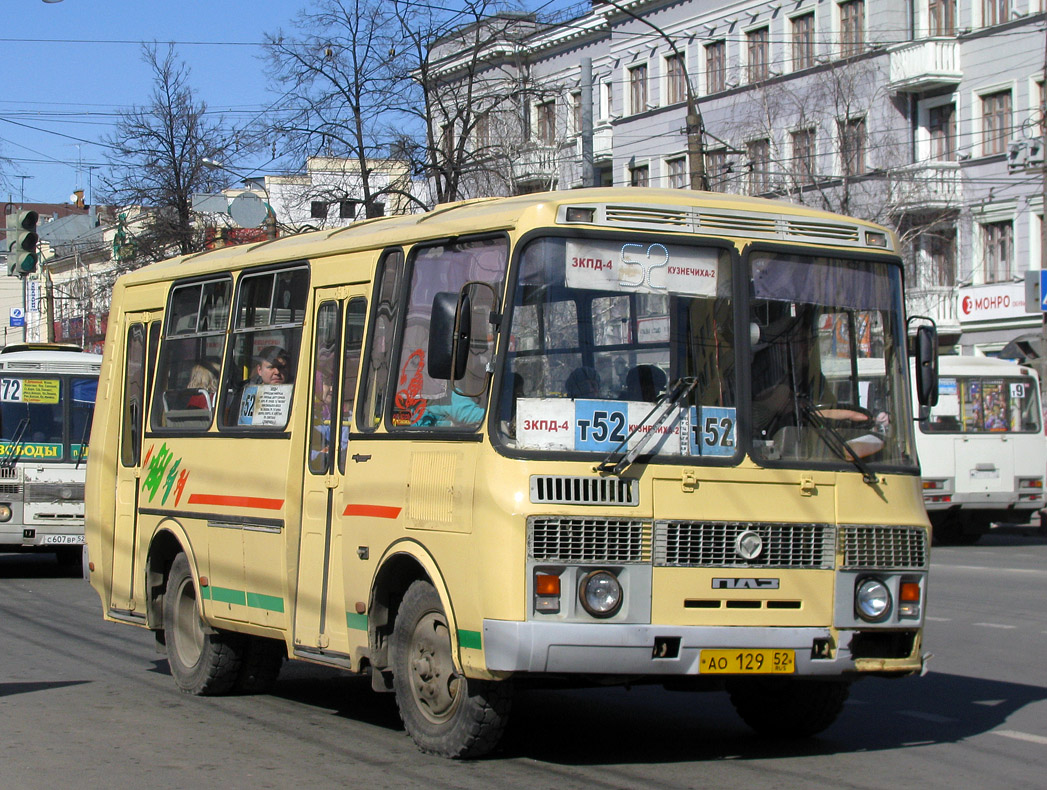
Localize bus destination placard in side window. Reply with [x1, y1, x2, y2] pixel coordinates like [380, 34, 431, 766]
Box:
[1, 377, 60, 403]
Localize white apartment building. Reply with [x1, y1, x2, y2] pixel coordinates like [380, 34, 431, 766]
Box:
[433, 0, 1046, 356]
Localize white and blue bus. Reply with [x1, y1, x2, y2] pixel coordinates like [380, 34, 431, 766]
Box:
[0, 343, 101, 566]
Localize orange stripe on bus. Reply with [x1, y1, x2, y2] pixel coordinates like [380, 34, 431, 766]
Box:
[343, 504, 401, 519]
[187, 494, 285, 510]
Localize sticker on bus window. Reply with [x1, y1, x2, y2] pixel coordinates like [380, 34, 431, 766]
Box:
[688, 406, 736, 456]
[516, 398, 683, 454]
[238, 384, 292, 427]
[1010, 382, 1026, 399]
[565, 240, 718, 297]
[0, 442, 62, 459]
[0, 378, 60, 404]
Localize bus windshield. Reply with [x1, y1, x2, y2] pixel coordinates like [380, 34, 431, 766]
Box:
[497, 237, 916, 472]
[0, 375, 98, 462]
[921, 374, 1041, 433]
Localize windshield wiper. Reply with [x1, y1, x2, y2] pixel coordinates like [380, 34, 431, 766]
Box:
[2, 415, 31, 471]
[596, 377, 697, 477]
[74, 412, 91, 470]
[799, 398, 878, 485]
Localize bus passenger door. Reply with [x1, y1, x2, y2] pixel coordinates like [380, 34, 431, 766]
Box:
[294, 290, 366, 656]
[111, 318, 159, 614]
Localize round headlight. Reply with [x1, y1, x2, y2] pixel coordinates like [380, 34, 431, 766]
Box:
[579, 570, 622, 618]
[0, 504, 11, 522]
[855, 577, 892, 622]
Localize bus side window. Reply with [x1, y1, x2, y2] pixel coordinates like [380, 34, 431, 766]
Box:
[121, 324, 146, 466]
[339, 298, 366, 473]
[220, 265, 309, 431]
[309, 302, 341, 475]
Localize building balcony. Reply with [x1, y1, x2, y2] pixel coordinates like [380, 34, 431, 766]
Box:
[906, 285, 960, 333]
[890, 161, 963, 211]
[511, 144, 558, 185]
[888, 38, 961, 92]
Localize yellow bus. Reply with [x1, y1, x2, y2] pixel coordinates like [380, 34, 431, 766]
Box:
[86, 188, 938, 757]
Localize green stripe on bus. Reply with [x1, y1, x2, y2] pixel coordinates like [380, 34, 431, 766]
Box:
[199, 585, 283, 613]
[457, 629, 482, 650]
[346, 612, 368, 631]
[246, 592, 284, 613]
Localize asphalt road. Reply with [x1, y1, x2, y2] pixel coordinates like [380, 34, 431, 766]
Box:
[1, 529, 1045, 789]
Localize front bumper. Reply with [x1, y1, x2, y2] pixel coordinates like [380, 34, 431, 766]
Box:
[482, 620, 919, 676]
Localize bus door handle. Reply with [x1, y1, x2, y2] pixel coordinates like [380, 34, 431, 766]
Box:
[352, 454, 371, 463]
[974, 463, 997, 471]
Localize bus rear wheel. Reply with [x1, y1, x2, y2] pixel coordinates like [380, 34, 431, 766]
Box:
[163, 553, 244, 696]
[391, 580, 512, 758]
[727, 678, 849, 738]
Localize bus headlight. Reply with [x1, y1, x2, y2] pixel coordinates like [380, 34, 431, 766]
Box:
[579, 570, 622, 618]
[0, 504, 10, 522]
[855, 577, 892, 622]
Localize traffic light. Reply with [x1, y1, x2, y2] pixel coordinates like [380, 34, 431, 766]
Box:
[6, 210, 39, 276]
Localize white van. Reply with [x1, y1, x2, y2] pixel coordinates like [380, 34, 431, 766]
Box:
[917, 356, 1045, 544]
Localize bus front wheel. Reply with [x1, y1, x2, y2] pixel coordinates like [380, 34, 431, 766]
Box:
[391, 580, 512, 758]
[163, 553, 244, 696]
[727, 678, 849, 737]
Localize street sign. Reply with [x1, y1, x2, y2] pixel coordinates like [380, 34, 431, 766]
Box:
[10, 307, 25, 327]
[1040, 276, 1047, 313]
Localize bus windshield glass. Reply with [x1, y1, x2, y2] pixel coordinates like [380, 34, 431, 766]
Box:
[497, 237, 915, 472]
[748, 252, 915, 469]
[0, 375, 98, 462]
[921, 374, 1041, 433]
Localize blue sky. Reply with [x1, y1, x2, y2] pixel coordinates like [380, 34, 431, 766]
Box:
[1, 0, 583, 207]
[0, 0, 312, 205]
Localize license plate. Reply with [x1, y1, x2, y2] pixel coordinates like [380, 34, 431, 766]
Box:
[700, 649, 795, 674]
[42, 535, 84, 545]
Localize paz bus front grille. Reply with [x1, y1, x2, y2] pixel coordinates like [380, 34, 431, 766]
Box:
[839, 525, 928, 569]
[654, 521, 835, 568]
[528, 517, 650, 563]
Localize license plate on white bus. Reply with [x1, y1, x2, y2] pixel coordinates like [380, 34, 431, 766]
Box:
[42, 535, 84, 545]
[700, 649, 795, 674]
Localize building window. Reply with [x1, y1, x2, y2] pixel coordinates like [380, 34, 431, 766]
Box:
[747, 27, 769, 83]
[928, 103, 956, 161]
[929, 0, 956, 35]
[339, 200, 357, 219]
[536, 100, 556, 144]
[571, 92, 582, 136]
[792, 13, 815, 71]
[791, 127, 816, 185]
[666, 157, 687, 189]
[927, 226, 957, 286]
[1039, 81, 1046, 138]
[630, 163, 650, 187]
[473, 113, 491, 149]
[310, 201, 328, 219]
[982, 220, 1013, 282]
[629, 64, 649, 114]
[601, 81, 614, 120]
[747, 138, 771, 194]
[706, 149, 728, 191]
[666, 54, 687, 105]
[840, 116, 866, 176]
[840, 0, 865, 57]
[706, 40, 726, 94]
[983, 0, 1010, 27]
[441, 122, 455, 161]
[981, 90, 1012, 156]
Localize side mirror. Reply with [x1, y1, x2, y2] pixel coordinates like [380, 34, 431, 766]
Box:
[428, 291, 471, 381]
[914, 325, 939, 408]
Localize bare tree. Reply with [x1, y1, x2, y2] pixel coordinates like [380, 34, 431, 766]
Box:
[100, 45, 235, 263]
[264, 0, 421, 216]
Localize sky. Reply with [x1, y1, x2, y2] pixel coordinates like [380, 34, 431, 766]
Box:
[0, 0, 584, 209]
[0, 0, 321, 206]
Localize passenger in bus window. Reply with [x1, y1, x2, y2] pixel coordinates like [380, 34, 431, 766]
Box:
[187, 360, 218, 410]
[252, 346, 290, 384]
[421, 390, 484, 427]
[565, 366, 601, 399]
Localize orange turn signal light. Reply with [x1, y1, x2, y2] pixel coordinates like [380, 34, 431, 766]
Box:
[900, 582, 921, 603]
[535, 574, 561, 596]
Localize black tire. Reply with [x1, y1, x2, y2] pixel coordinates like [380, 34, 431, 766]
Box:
[163, 553, 244, 696]
[391, 580, 512, 758]
[234, 636, 284, 694]
[728, 678, 849, 738]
